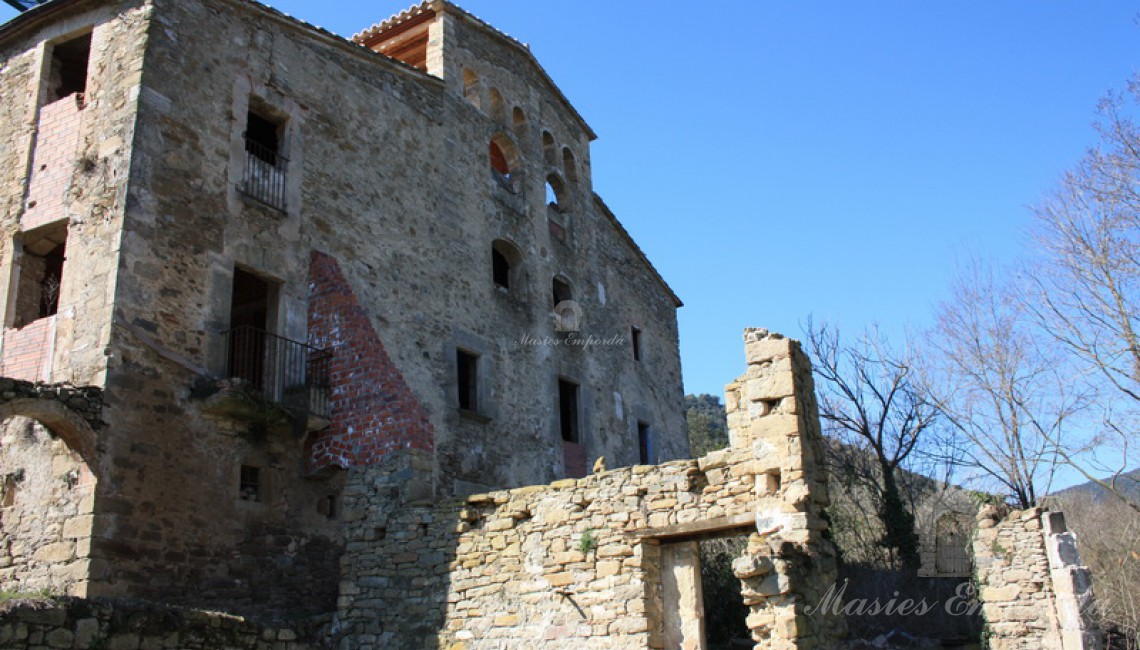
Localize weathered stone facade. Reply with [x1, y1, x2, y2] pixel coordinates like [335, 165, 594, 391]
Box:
[973, 505, 1100, 650]
[0, 1, 1105, 647]
[0, 0, 686, 624]
[334, 330, 845, 649]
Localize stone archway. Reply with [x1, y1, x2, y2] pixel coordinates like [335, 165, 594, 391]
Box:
[0, 380, 102, 597]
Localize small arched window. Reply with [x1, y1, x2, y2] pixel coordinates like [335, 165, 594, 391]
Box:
[562, 147, 578, 184]
[542, 131, 556, 166]
[490, 141, 510, 175]
[489, 134, 520, 191]
[512, 107, 527, 139]
[463, 69, 481, 108]
[488, 88, 506, 123]
[492, 239, 522, 291]
[545, 174, 567, 211]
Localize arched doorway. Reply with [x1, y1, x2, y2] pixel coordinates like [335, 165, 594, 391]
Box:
[0, 397, 98, 597]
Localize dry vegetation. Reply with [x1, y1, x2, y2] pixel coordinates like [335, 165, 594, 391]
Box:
[1051, 492, 1140, 649]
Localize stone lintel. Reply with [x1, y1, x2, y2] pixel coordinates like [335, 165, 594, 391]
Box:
[629, 511, 755, 542]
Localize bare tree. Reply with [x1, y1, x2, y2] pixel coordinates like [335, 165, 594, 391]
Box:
[1024, 76, 1140, 510]
[930, 258, 1083, 509]
[804, 319, 939, 571]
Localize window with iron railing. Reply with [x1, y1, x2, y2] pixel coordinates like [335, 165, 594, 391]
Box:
[239, 138, 288, 211]
[224, 325, 331, 419]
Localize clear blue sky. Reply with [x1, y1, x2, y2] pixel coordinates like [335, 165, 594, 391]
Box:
[4, 1, 1137, 397]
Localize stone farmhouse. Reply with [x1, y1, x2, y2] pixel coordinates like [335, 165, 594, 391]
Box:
[0, 1, 1104, 649]
[0, 0, 690, 611]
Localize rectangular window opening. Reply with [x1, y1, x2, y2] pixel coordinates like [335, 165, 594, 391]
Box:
[631, 327, 642, 361]
[47, 32, 91, 105]
[11, 222, 68, 328]
[245, 110, 282, 163]
[638, 420, 652, 465]
[552, 277, 572, 307]
[318, 494, 338, 519]
[492, 248, 510, 289]
[239, 465, 261, 502]
[457, 349, 479, 412]
[559, 379, 579, 443]
[240, 105, 288, 210]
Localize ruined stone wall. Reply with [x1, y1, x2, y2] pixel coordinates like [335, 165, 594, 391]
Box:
[973, 505, 1100, 650]
[0, 0, 149, 604]
[0, 417, 94, 596]
[335, 330, 843, 649]
[0, 0, 146, 388]
[0, 598, 321, 649]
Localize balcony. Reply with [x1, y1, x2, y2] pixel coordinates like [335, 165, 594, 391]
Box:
[197, 326, 331, 435]
[238, 139, 288, 211]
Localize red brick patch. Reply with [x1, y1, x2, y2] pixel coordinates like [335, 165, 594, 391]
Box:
[305, 251, 433, 473]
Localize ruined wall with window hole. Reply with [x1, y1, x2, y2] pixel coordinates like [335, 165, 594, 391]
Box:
[0, 417, 94, 597]
[334, 331, 845, 649]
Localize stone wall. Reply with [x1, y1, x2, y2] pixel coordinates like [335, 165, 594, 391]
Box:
[334, 330, 844, 649]
[0, 0, 146, 389]
[0, 0, 683, 623]
[0, 382, 102, 597]
[0, 598, 320, 649]
[0, 417, 94, 597]
[973, 505, 1100, 650]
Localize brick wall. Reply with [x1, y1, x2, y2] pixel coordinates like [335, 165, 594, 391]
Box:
[1, 316, 55, 382]
[306, 251, 434, 473]
[23, 95, 85, 231]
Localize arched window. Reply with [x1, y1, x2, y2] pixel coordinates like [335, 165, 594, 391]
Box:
[490, 141, 509, 175]
[463, 69, 481, 108]
[562, 147, 578, 184]
[935, 513, 972, 575]
[545, 174, 567, 211]
[489, 134, 520, 191]
[491, 239, 522, 291]
[512, 107, 527, 139]
[488, 88, 506, 123]
[542, 131, 556, 166]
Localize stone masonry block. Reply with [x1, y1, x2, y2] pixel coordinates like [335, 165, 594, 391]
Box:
[746, 361, 796, 401]
[746, 336, 793, 365]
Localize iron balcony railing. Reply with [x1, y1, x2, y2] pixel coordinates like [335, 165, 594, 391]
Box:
[225, 325, 331, 420]
[239, 138, 288, 211]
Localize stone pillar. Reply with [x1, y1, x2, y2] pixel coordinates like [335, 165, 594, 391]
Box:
[724, 329, 844, 650]
[973, 506, 1101, 650]
[661, 541, 706, 650]
[1042, 512, 1101, 650]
